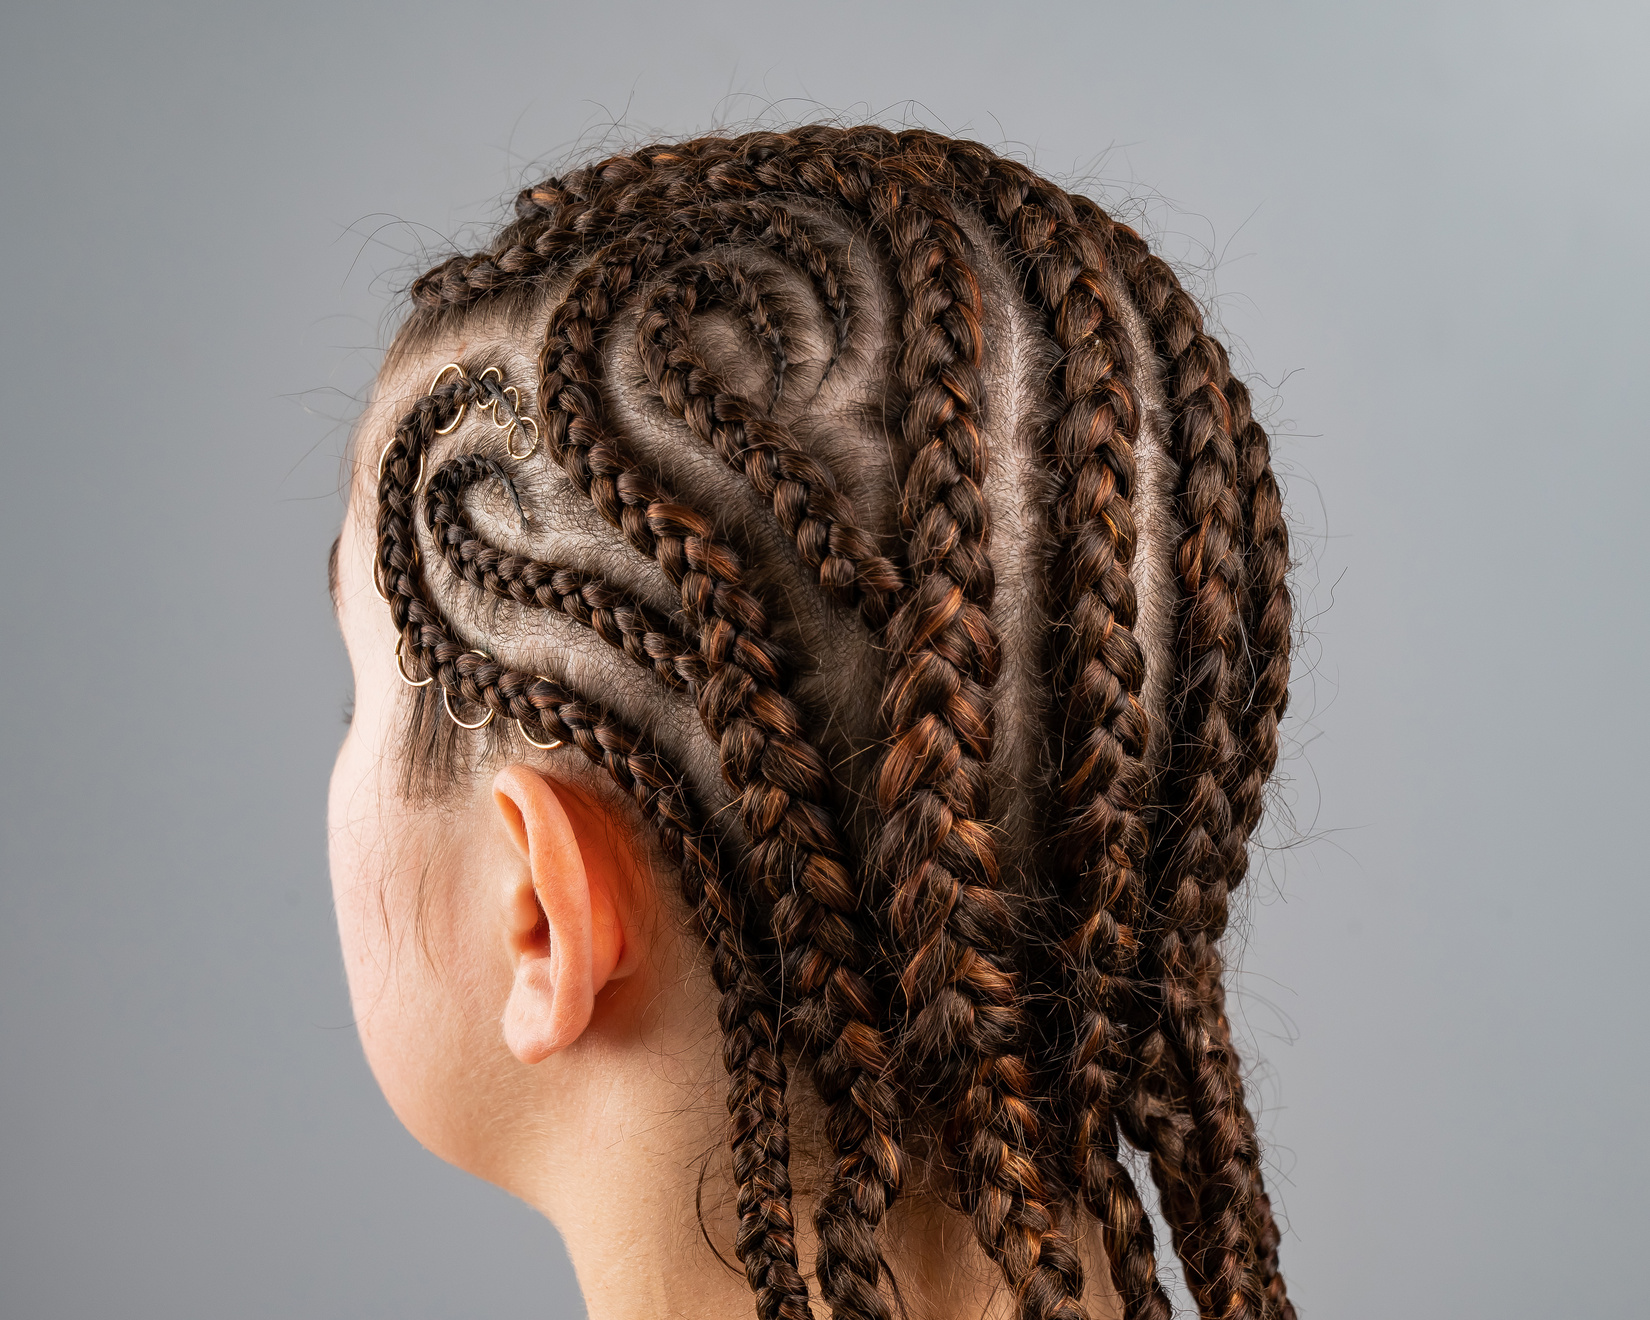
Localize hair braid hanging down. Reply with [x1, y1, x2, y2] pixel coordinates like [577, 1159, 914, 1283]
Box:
[962, 163, 1175, 1320]
[1084, 220, 1284, 1320]
[376, 125, 1297, 1320]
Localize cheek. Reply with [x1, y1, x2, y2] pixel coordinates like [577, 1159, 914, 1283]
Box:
[326, 727, 517, 1174]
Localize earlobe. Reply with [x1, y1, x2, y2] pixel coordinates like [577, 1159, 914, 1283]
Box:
[491, 765, 634, 1065]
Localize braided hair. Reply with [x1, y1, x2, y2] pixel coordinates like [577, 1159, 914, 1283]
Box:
[369, 126, 1295, 1320]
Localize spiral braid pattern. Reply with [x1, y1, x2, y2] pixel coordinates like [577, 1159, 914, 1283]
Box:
[531, 213, 907, 1320]
[376, 387, 809, 1320]
[372, 125, 1297, 1320]
[425, 455, 705, 691]
[635, 259, 905, 624]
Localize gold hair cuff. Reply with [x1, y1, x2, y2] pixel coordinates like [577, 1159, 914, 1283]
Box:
[516, 677, 565, 749]
[394, 636, 432, 687]
[428, 363, 469, 435]
[516, 718, 563, 750]
[440, 651, 496, 730]
[377, 436, 426, 496]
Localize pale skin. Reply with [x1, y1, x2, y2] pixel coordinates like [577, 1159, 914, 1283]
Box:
[327, 345, 1123, 1320]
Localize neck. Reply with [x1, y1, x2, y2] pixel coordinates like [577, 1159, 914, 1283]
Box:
[522, 1094, 1122, 1320]
[505, 945, 1121, 1320]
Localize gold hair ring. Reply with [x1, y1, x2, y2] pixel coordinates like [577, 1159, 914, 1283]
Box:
[491, 384, 521, 426]
[516, 719, 564, 750]
[442, 687, 495, 730]
[516, 675, 564, 749]
[429, 363, 470, 435]
[377, 436, 426, 492]
[440, 651, 497, 730]
[473, 369, 505, 423]
[374, 543, 418, 605]
[474, 368, 509, 417]
[394, 635, 432, 687]
[505, 413, 540, 461]
[475, 369, 539, 461]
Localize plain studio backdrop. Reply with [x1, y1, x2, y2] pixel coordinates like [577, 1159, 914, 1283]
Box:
[3, 3, 1646, 1317]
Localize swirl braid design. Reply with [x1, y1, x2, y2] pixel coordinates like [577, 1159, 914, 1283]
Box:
[425, 456, 705, 692]
[433, 179, 911, 1320]
[373, 126, 1298, 1320]
[376, 383, 810, 1320]
[532, 221, 907, 1320]
[635, 259, 905, 624]
[415, 188, 858, 383]
[500, 140, 1094, 1320]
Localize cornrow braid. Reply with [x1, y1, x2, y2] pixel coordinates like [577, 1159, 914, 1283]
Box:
[909, 139, 1187, 1320]
[977, 178, 1173, 1320]
[633, 253, 914, 1320]
[1094, 211, 1295, 1316]
[531, 222, 907, 1320]
[371, 124, 1297, 1320]
[375, 384, 810, 1320]
[700, 133, 1099, 1320]
[634, 259, 906, 623]
[1104, 223, 1278, 1320]
[1224, 376, 1295, 1320]
[425, 455, 706, 692]
[860, 175, 1092, 1320]
[946, 134, 1295, 1320]
[1119, 291, 1293, 1320]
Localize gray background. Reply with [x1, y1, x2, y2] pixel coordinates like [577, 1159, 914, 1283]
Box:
[3, 2, 1646, 1317]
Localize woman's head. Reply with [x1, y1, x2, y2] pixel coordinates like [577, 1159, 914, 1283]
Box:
[328, 125, 1294, 1320]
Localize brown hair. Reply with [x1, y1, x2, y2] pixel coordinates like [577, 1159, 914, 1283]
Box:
[370, 124, 1295, 1320]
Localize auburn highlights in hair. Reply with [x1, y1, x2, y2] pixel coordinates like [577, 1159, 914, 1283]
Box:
[371, 125, 1295, 1320]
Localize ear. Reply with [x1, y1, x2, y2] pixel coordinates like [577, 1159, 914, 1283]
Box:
[491, 765, 639, 1065]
